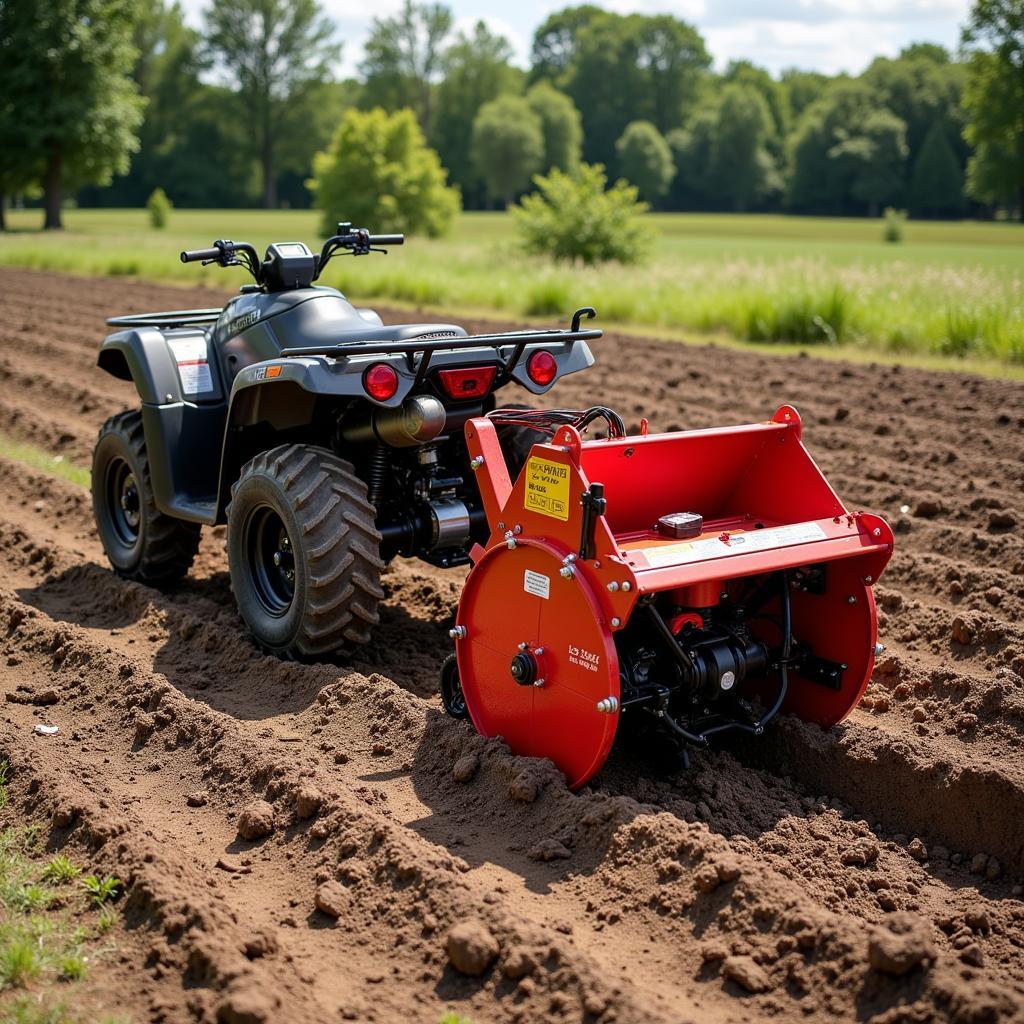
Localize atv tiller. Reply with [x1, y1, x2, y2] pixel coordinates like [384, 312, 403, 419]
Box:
[445, 405, 894, 788]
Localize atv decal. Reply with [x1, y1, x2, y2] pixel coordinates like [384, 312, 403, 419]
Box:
[167, 337, 214, 395]
[226, 310, 260, 336]
[523, 457, 570, 521]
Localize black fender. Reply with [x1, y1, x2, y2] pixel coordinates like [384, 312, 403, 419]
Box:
[97, 328, 227, 523]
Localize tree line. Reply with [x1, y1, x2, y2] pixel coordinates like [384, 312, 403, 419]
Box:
[0, 0, 1022, 229]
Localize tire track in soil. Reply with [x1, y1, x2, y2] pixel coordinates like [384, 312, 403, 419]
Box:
[0, 267, 1023, 1023]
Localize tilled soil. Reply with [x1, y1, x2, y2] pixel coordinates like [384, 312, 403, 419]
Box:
[1, 266, 1023, 1024]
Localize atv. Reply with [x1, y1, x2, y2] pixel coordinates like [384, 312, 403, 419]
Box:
[92, 225, 601, 659]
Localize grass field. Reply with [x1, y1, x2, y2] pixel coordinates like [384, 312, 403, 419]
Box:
[2, 207, 1023, 370]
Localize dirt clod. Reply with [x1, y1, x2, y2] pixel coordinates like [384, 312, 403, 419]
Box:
[294, 785, 323, 820]
[452, 753, 479, 783]
[314, 881, 349, 919]
[867, 913, 936, 975]
[446, 919, 499, 976]
[528, 838, 571, 862]
[722, 955, 772, 993]
[236, 800, 275, 841]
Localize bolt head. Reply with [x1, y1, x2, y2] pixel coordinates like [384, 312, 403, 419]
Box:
[607, 581, 619, 592]
[621, 581, 631, 592]
[873, 642, 885, 656]
[720, 670, 736, 691]
[533, 678, 545, 688]
[610, 617, 621, 628]
[848, 595, 857, 604]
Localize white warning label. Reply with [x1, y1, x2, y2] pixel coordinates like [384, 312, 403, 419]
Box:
[168, 337, 214, 395]
[523, 569, 550, 600]
[642, 521, 827, 569]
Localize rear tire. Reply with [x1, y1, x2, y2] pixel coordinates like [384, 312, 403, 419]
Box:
[226, 444, 384, 659]
[92, 411, 200, 584]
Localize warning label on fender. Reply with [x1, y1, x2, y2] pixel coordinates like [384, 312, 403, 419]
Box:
[167, 337, 214, 395]
[524, 457, 570, 521]
[641, 521, 827, 568]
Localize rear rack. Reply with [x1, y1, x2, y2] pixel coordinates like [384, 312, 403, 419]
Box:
[106, 309, 222, 329]
[280, 327, 603, 387]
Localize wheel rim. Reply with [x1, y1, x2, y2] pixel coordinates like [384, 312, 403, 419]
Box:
[244, 505, 296, 617]
[442, 658, 467, 718]
[106, 457, 141, 547]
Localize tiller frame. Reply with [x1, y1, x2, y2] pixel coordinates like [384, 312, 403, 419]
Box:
[449, 405, 894, 789]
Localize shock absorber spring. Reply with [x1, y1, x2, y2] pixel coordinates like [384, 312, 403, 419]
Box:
[366, 444, 388, 510]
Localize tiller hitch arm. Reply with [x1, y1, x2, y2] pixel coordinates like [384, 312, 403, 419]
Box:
[450, 405, 894, 789]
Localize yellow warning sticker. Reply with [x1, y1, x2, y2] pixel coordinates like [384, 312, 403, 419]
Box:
[524, 456, 570, 521]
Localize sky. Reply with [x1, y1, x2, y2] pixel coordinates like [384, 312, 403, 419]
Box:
[177, 0, 973, 78]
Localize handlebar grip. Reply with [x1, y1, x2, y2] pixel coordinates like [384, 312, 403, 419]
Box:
[180, 247, 222, 264]
[368, 234, 404, 246]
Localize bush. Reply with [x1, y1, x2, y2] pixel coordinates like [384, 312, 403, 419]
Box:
[309, 108, 461, 238]
[883, 207, 906, 243]
[512, 163, 651, 266]
[146, 188, 172, 230]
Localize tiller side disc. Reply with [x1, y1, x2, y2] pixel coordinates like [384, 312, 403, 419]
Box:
[447, 405, 894, 790]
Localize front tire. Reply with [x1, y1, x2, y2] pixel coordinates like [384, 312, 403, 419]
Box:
[92, 411, 200, 584]
[226, 445, 384, 659]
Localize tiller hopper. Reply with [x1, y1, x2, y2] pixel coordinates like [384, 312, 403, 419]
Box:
[446, 405, 894, 788]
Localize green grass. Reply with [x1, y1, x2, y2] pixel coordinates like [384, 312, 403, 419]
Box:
[2, 207, 1024, 369]
[0, 434, 91, 488]
[0, 812, 124, 1021]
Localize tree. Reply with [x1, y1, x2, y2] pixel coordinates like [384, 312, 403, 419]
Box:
[564, 12, 710, 168]
[360, 0, 452, 136]
[723, 61, 789, 161]
[707, 85, 780, 211]
[831, 108, 908, 216]
[471, 96, 544, 205]
[432, 20, 519, 205]
[204, 0, 340, 209]
[526, 82, 583, 174]
[789, 82, 908, 215]
[529, 5, 604, 83]
[908, 122, 966, 217]
[512, 163, 651, 265]
[961, 0, 1024, 216]
[780, 68, 829, 120]
[0, 0, 145, 229]
[615, 121, 674, 203]
[308, 107, 460, 238]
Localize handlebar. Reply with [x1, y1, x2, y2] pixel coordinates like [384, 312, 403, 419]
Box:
[180, 247, 222, 264]
[367, 234, 404, 247]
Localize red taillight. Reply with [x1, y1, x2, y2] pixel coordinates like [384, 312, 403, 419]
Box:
[437, 365, 497, 400]
[363, 362, 399, 402]
[526, 349, 557, 387]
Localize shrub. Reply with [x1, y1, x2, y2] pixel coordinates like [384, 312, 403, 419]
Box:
[309, 108, 461, 238]
[146, 188, 172, 230]
[883, 207, 906, 243]
[512, 163, 651, 266]
[615, 121, 674, 203]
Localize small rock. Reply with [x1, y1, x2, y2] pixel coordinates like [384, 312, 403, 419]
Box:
[965, 908, 990, 933]
[914, 499, 940, 519]
[502, 945, 536, 979]
[528, 838, 571, 862]
[701, 942, 729, 962]
[951, 616, 974, 646]
[960, 943, 985, 967]
[693, 863, 721, 893]
[509, 772, 539, 803]
[294, 785, 323, 820]
[186, 791, 208, 808]
[446, 919, 499, 976]
[840, 838, 880, 867]
[907, 838, 928, 862]
[243, 930, 278, 959]
[236, 800, 275, 841]
[134, 712, 157, 742]
[314, 881, 349, 919]
[868, 912, 936, 975]
[715, 856, 742, 882]
[912, 706, 927, 723]
[985, 857, 1001, 881]
[216, 987, 277, 1024]
[216, 856, 251, 875]
[988, 510, 1016, 531]
[722, 955, 772, 993]
[970, 853, 989, 875]
[52, 804, 78, 828]
[452, 754, 479, 783]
